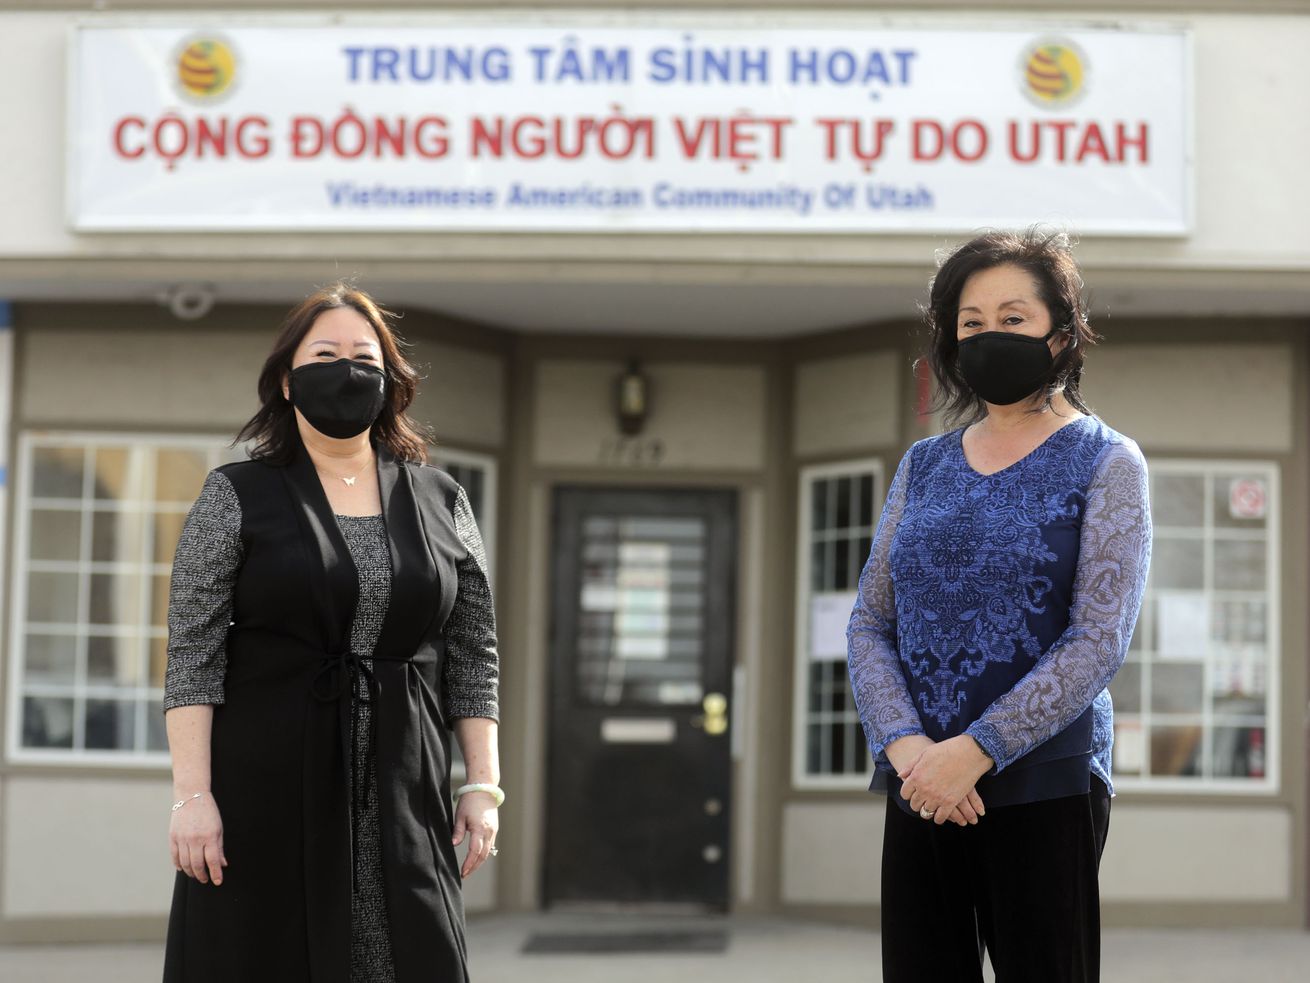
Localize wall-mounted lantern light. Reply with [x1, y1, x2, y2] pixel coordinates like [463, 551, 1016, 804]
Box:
[615, 360, 650, 436]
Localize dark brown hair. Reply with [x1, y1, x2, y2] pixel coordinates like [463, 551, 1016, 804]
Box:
[924, 227, 1099, 428]
[235, 281, 432, 464]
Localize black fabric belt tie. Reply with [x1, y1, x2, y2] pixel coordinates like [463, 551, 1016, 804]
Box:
[310, 649, 381, 895]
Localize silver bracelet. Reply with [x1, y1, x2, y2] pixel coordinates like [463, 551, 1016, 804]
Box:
[171, 791, 206, 812]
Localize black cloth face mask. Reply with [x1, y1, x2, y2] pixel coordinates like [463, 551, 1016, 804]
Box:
[288, 358, 387, 439]
[956, 329, 1057, 406]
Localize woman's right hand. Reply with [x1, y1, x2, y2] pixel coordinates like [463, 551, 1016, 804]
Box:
[169, 793, 227, 886]
[948, 788, 987, 827]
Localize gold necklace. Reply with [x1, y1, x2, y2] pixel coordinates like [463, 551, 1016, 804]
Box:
[315, 456, 372, 488]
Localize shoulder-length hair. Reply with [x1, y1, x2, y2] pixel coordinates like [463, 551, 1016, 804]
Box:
[924, 227, 1099, 428]
[235, 282, 432, 464]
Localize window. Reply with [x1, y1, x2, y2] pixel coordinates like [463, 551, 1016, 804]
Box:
[431, 446, 497, 583]
[7, 434, 501, 769]
[792, 459, 883, 787]
[429, 445, 498, 777]
[1111, 460, 1279, 792]
[7, 432, 241, 764]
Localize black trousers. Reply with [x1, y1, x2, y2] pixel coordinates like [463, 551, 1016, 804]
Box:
[881, 776, 1111, 983]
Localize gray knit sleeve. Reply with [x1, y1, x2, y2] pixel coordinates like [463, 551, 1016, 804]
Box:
[442, 484, 500, 723]
[162, 469, 244, 712]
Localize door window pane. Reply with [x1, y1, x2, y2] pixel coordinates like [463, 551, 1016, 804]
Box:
[575, 516, 707, 707]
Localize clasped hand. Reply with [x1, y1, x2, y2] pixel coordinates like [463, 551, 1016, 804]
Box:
[888, 734, 994, 827]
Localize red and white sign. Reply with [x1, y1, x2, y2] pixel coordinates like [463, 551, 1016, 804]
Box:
[68, 21, 1191, 233]
[1228, 478, 1268, 521]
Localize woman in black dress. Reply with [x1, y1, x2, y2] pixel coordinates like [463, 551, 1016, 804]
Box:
[161, 283, 501, 982]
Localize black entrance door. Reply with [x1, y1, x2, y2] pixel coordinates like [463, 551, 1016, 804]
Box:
[545, 487, 736, 909]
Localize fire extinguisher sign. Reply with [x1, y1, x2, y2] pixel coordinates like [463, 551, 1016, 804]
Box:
[1228, 478, 1268, 521]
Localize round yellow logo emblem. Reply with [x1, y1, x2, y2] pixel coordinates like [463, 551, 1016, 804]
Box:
[1021, 39, 1087, 107]
[176, 38, 237, 99]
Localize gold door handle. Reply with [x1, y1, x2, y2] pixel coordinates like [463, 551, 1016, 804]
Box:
[690, 692, 729, 736]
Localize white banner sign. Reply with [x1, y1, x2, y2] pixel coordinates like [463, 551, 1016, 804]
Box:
[69, 22, 1190, 233]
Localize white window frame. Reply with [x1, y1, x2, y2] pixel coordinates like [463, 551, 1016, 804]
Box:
[1112, 457, 1280, 796]
[792, 457, 884, 790]
[430, 445, 498, 587]
[8, 434, 502, 772]
[427, 444, 499, 781]
[6, 430, 239, 767]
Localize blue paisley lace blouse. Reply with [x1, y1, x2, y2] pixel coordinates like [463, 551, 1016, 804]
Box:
[847, 413, 1151, 811]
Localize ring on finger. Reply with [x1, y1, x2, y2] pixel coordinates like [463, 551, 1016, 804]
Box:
[919, 805, 935, 820]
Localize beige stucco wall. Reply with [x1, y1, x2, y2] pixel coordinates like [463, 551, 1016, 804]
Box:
[1100, 804, 1293, 902]
[781, 801, 884, 905]
[533, 360, 766, 470]
[15, 319, 505, 449]
[1, 776, 175, 918]
[410, 341, 506, 450]
[0, 774, 496, 920]
[793, 351, 903, 458]
[19, 326, 267, 429]
[781, 801, 1296, 909]
[1084, 344, 1295, 453]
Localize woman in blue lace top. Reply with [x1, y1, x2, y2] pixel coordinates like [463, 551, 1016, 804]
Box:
[847, 229, 1151, 983]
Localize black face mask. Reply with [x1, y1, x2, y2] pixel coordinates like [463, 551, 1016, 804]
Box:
[288, 358, 386, 439]
[957, 330, 1057, 406]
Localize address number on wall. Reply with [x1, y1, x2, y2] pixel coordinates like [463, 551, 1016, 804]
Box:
[598, 437, 666, 467]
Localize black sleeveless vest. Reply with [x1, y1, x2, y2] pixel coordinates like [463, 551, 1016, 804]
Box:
[164, 433, 472, 983]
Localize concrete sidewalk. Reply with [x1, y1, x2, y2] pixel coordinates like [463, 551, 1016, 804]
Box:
[1, 913, 1307, 981]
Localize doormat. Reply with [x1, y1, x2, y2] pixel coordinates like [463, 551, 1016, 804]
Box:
[521, 930, 729, 955]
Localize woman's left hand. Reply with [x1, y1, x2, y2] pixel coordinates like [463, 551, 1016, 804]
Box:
[898, 735, 994, 825]
[452, 792, 499, 878]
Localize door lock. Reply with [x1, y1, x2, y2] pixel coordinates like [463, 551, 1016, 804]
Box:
[691, 692, 729, 736]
